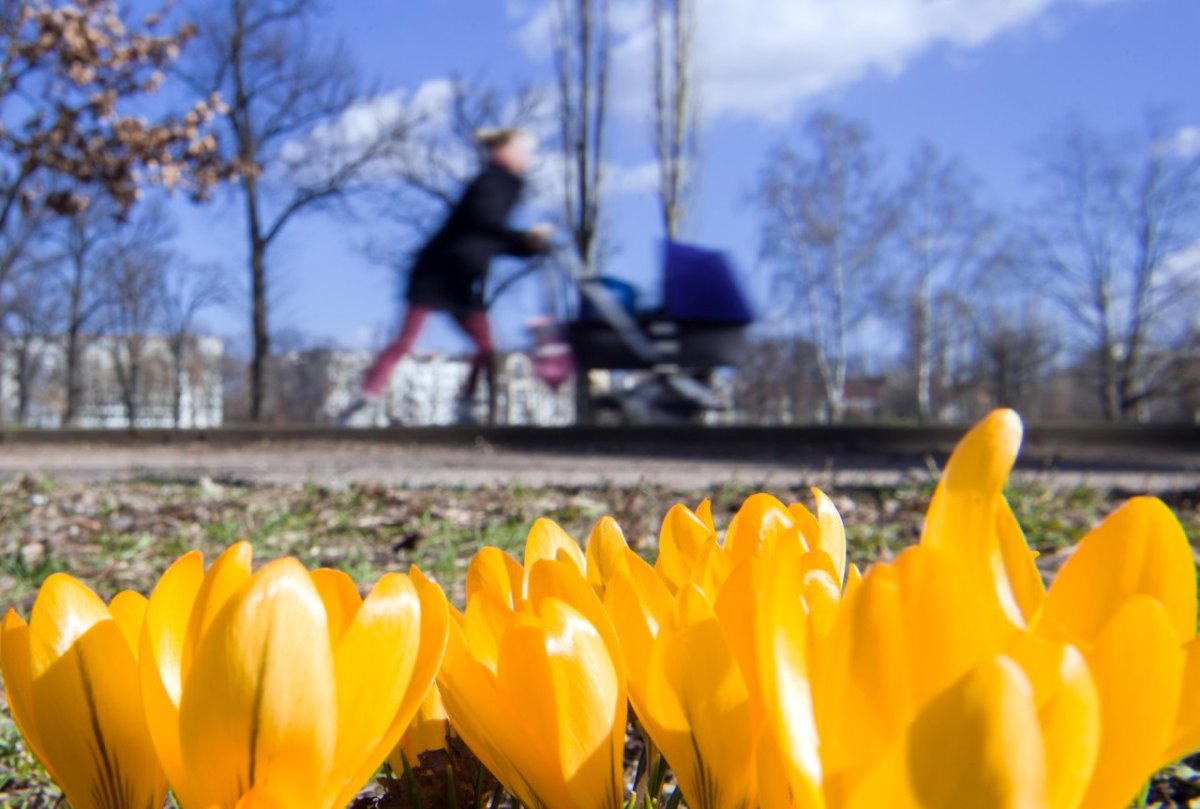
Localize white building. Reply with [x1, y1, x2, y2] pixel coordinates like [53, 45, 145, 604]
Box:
[0, 335, 224, 428]
[304, 349, 577, 426]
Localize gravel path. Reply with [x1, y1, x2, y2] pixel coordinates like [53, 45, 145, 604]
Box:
[0, 441, 1196, 492]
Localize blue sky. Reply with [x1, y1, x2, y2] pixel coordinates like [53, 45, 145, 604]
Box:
[170, 0, 1200, 358]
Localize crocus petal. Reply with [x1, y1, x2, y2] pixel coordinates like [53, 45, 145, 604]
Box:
[27, 575, 165, 809]
[817, 564, 911, 801]
[585, 516, 631, 598]
[812, 488, 847, 586]
[921, 408, 1026, 635]
[182, 541, 252, 676]
[1042, 497, 1197, 647]
[525, 517, 586, 579]
[1, 610, 59, 787]
[391, 684, 450, 770]
[686, 536, 734, 605]
[695, 498, 716, 530]
[309, 568, 362, 649]
[140, 550, 204, 801]
[1079, 595, 1183, 809]
[656, 502, 717, 594]
[27, 572, 112, 676]
[799, 556, 843, 644]
[439, 617, 569, 809]
[893, 548, 991, 709]
[231, 787, 289, 809]
[466, 546, 525, 608]
[755, 537, 824, 809]
[851, 655, 1046, 809]
[603, 553, 673, 710]
[325, 573, 423, 806]
[646, 586, 756, 809]
[1165, 635, 1200, 763]
[179, 557, 337, 808]
[724, 493, 796, 567]
[1006, 634, 1101, 809]
[393, 566, 452, 735]
[818, 547, 990, 802]
[328, 568, 447, 809]
[845, 564, 864, 599]
[108, 590, 148, 660]
[502, 598, 625, 809]
[995, 500, 1045, 625]
[527, 558, 626, 681]
[714, 558, 765, 716]
[464, 590, 518, 674]
[787, 502, 820, 554]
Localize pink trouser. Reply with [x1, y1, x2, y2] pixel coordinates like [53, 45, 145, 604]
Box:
[362, 307, 495, 398]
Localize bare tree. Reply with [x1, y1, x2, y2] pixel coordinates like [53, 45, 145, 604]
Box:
[184, 0, 411, 420]
[101, 210, 173, 425]
[732, 333, 822, 424]
[104, 256, 164, 425]
[551, 0, 611, 273]
[0, 0, 225, 232]
[52, 199, 122, 423]
[4, 255, 60, 422]
[972, 299, 1062, 417]
[892, 143, 1001, 422]
[161, 263, 226, 426]
[650, 0, 697, 238]
[1030, 115, 1200, 420]
[548, 0, 614, 424]
[0, 0, 227, 378]
[755, 111, 899, 422]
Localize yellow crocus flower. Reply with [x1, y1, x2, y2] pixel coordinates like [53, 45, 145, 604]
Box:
[389, 683, 452, 771]
[138, 542, 448, 809]
[1, 576, 167, 809]
[1035, 497, 1200, 808]
[439, 554, 626, 809]
[525, 517, 587, 576]
[757, 534, 1102, 808]
[645, 583, 760, 809]
[654, 500, 717, 594]
[585, 515, 634, 599]
[605, 490, 851, 809]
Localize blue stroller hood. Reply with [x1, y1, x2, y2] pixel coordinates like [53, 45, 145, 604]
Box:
[662, 241, 754, 324]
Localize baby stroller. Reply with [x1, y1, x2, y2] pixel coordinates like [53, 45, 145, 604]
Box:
[531, 241, 754, 424]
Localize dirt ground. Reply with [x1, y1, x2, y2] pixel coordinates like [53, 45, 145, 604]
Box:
[0, 440, 1197, 491]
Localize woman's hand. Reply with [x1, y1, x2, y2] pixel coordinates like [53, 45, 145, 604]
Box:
[527, 223, 554, 251]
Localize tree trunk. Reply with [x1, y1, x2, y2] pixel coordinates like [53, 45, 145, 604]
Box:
[1099, 343, 1121, 421]
[172, 341, 185, 428]
[244, 165, 268, 423]
[914, 290, 934, 422]
[64, 325, 82, 425]
[16, 339, 32, 423]
[127, 353, 140, 426]
[250, 240, 268, 422]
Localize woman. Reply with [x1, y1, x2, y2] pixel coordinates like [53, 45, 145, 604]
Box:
[340, 128, 551, 425]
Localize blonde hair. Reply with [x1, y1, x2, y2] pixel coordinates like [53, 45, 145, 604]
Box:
[474, 127, 525, 151]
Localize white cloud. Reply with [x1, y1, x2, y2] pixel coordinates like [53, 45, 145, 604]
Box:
[606, 160, 662, 195]
[1155, 125, 1200, 158]
[512, 0, 1131, 124]
[282, 77, 661, 213]
[527, 153, 663, 216]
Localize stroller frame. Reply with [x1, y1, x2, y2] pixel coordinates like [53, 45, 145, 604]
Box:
[494, 243, 750, 424]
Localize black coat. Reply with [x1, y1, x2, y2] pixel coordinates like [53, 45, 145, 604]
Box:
[406, 162, 540, 313]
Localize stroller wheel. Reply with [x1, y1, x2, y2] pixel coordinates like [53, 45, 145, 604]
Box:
[590, 394, 626, 426]
[616, 378, 704, 426]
